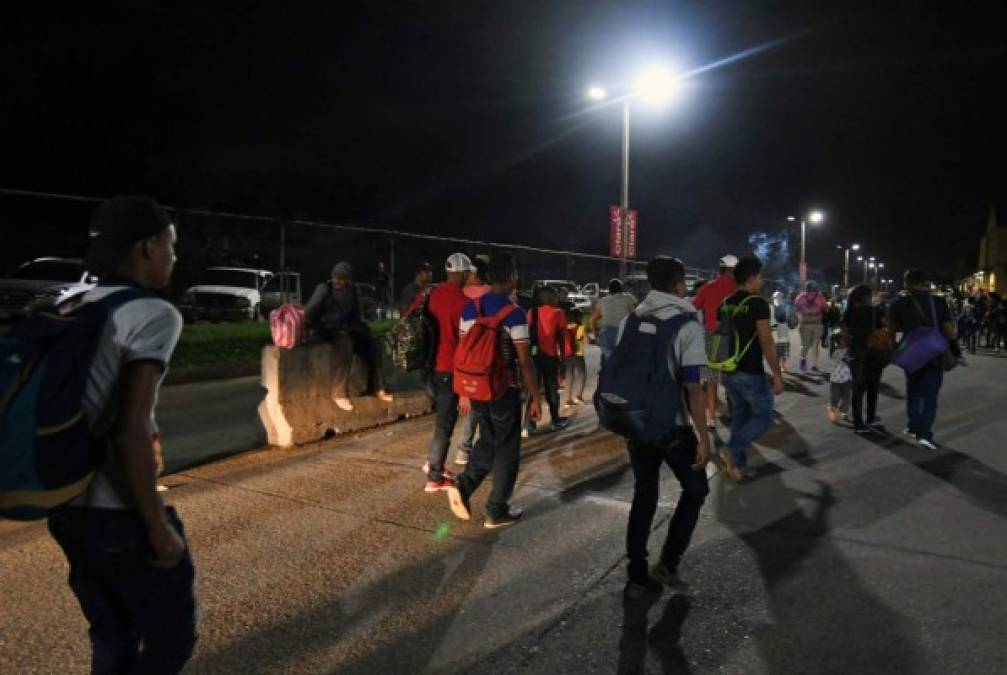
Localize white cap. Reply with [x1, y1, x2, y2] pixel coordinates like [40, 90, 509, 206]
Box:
[719, 254, 739, 268]
[445, 252, 474, 273]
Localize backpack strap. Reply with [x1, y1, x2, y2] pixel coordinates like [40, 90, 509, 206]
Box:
[485, 302, 518, 328]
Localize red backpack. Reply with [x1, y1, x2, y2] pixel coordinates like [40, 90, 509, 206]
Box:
[453, 300, 518, 402]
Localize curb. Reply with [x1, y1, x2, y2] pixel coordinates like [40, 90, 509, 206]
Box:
[164, 362, 260, 387]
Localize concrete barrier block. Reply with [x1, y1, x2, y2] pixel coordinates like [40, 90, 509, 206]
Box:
[259, 342, 432, 447]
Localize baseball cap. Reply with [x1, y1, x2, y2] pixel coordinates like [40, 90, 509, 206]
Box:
[719, 254, 739, 268]
[86, 195, 172, 274]
[445, 252, 474, 273]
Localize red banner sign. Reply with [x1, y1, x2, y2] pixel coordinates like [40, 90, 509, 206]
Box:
[609, 205, 623, 257]
[609, 206, 638, 259]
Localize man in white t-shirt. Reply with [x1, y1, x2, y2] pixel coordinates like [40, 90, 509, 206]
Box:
[588, 278, 638, 363]
[46, 196, 196, 674]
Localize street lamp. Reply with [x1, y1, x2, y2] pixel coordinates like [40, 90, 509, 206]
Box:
[587, 66, 683, 279]
[875, 262, 885, 288]
[837, 242, 860, 289]
[795, 210, 824, 284]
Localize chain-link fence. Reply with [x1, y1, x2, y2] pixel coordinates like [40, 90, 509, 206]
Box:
[2, 189, 795, 313]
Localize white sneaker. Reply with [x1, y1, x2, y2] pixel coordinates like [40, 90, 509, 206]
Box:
[917, 438, 938, 450]
[902, 428, 916, 439]
[521, 429, 530, 439]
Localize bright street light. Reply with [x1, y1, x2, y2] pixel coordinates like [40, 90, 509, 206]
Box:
[851, 243, 860, 251]
[586, 65, 686, 278]
[635, 66, 682, 105]
[809, 210, 825, 224]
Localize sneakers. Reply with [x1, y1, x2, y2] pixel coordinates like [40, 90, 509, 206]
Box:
[717, 449, 743, 483]
[650, 562, 691, 592]
[484, 507, 524, 529]
[425, 477, 456, 493]
[377, 389, 394, 403]
[917, 437, 938, 450]
[550, 417, 571, 432]
[624, 577, 664, 600]
[421, 462, 454, 480]
[902, 428, 916, 440]
[454, 450, 469, 465]
[445, 484, 471, 520]
[521, 429, 530, 439]
[333, 396, 354, 411]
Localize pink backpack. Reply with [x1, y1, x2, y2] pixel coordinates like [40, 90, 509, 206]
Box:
[270, 305, 306, 349]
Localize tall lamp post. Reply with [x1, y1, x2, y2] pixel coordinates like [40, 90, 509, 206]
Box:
[791, 210, 825, 284]
[588, 67, 682, 279]
[874, 262, 885, 288]
[837, 243, 860, 289]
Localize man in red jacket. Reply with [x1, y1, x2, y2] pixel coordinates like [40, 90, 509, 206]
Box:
[525, 287, 569, 434]
[421, 253, 474, 493]
[691, 255, 738, 429]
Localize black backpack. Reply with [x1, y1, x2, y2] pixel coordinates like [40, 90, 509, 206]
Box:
[388, 286, 435, 371]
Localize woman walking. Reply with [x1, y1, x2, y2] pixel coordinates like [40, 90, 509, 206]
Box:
[840, 285, 888, 433]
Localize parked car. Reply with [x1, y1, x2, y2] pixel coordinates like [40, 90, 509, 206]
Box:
[531, 279, 592, 312]
[260, 272, 302, 314]
[0, 257, 96, 319]
[580, 282, 601, 305]
[179, 267, 273, 322]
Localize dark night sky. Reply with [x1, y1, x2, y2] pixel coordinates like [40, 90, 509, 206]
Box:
[2, 1, 1005, 282]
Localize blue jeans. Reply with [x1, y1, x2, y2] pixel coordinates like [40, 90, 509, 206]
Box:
[426, 371, 460, 480]
[457, 389, 522, 518]
[626, 429, 709, 581]
[906, 362, 943, 442]
[47, 506, 197, 675]
[723, 371, 775, 468]
[599, 326, 620, 363]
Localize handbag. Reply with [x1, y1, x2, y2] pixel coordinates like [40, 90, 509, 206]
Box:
[890, 295, 949, 374]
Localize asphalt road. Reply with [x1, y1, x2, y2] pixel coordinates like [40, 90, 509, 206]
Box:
[3, 343, 1007, 674]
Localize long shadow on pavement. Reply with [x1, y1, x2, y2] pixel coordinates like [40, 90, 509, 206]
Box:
[619, 594, 692, 675]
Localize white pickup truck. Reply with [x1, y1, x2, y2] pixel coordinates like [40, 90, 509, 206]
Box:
[0, 257, 97, 319]
[179, 266, 273, 322]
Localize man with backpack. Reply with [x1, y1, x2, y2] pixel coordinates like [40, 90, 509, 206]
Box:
[46, 196, 197, 673]
[888, 269, 958, 449]
[717, 256, 785, 482]
[525, 287, 570, 434]
[420, 253, 474, 492]
[595, 257, 711, 598]
[445, 253, 541, 529]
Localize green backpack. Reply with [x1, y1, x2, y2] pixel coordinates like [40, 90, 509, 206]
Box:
[708, 295, 759, 373]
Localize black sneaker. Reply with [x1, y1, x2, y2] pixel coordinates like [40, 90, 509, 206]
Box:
[624, 576, 664, 600]
[484, 507, 524, 529]
[550, 417, 571, 432]
[650, 562, 691, 592]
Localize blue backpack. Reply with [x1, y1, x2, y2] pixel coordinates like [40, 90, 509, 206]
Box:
[593, 311, 694, 445]
[0, 288, 146, 520]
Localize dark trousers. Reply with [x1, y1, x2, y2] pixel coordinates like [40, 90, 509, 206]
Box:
[851, 356, 884, 427]
[460, 410, 479, 451]
[906, 362, 943, 442]
[565, 355, 587, 402]
[626, 430, 710, 581]
[330, 327, 384, 397]
[47, 507, 197, 675]
[526, 353, 561, 429]
[457, 388, 522, 518]
[426, 371, 460, 480]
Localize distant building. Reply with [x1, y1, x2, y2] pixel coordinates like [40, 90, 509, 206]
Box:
[959, 206, 1005, 295]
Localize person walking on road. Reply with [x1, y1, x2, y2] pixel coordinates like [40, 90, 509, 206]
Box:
[841, 284, 888, 433]
[304, 262, 393, 411]
[718, 257, 785, 482]
[526, 288, 570, 433]
[771, 289, 792, 373]
[588, 279, 637, 363]
[615, 257, 712, 599]
[795, 281, 829, 372]
[692, 255, 738, 429]
[420, 253, 474, 492]
[455, 256, 492, 466]
[888, 269, 959, 449]
[446, 254, 542, 528]
[47, 196, 197, 673]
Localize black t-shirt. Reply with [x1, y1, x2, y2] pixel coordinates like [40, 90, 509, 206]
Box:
[719, 290, 771, 375]
[889, 291, 951, 335]
[842, 304, 883, 357]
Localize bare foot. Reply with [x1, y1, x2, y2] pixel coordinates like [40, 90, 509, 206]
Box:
[377, 390, 394, 403]
[334, 396, 354, 411]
